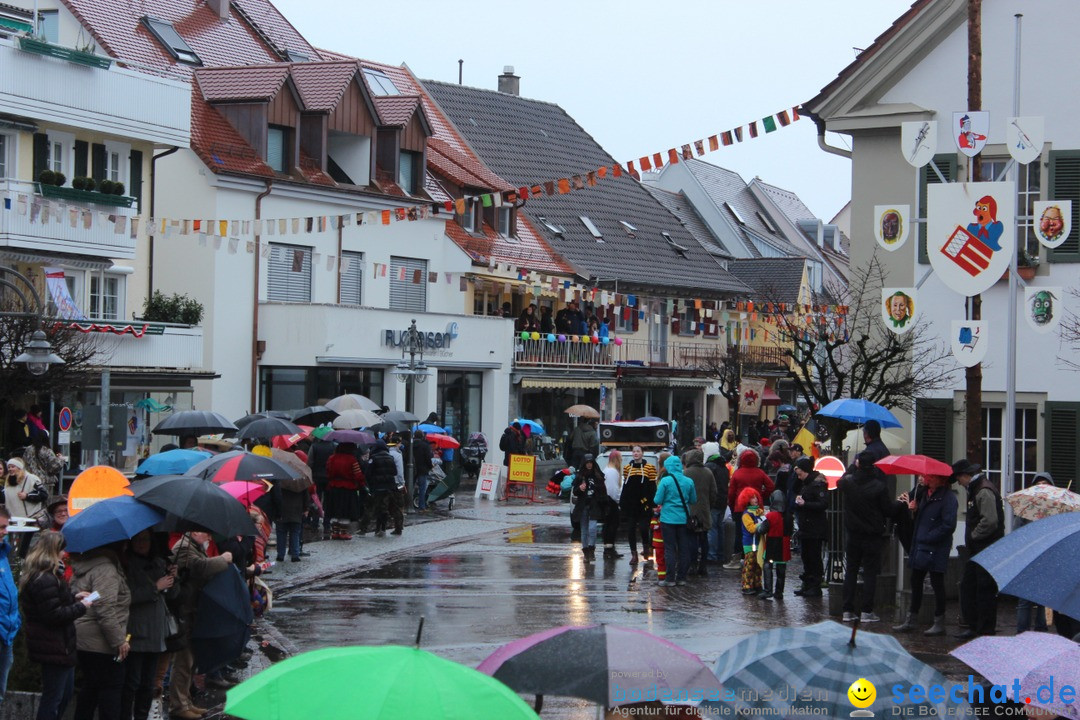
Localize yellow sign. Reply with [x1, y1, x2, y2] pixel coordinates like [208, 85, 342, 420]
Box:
[507, 454, 536, 484]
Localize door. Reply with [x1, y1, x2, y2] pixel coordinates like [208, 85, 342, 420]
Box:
[649, 299, 668, 365]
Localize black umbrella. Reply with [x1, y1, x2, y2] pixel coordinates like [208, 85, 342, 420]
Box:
[369, 418, 412, 434]
[152, 411, 238, 437]
[188, 451, 301, 484]
[132, 475, 255, 537]
[234, 411, 291, 430]
[290, 405, 338, 426]
[380, 410, 420, 423]
[191, 566, 254, 674]
[237, 417, 302, 442]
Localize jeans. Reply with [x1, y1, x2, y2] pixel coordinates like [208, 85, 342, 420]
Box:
[707, 509, 724, 560]
[0, 640, 11, 708]
[122, 651, 160, 720]
[38, 663, 74, 720]
[416, 474, 430, 509]
[1017, 597, 1048, 633]
[660, 523, 693, 582]
[626, 510, 651, 557]
[275, 521, 302, 560]
[74, 650, 125, 720]
[583, 514, 598, 548]
[842, 532, 884, 614]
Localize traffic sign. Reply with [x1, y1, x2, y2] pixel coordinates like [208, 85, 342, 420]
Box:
[57, 407, 73, 432]
[814, 455, 846, 489]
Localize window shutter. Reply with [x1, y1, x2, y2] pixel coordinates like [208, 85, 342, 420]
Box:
[1047, 151, 1080, 263]
[340, 251, 363, 305]
[74, 140, 89, 179]
[1044, 401, 1080, 488]
[389, 256, 427, 312]
[918, 154, 957, 264]
[32, 133, 48, 181]
[91, 143, 107, 182]
[266, 243, 312, 302]
[129, 149, 143, 208]
[914, 398, 953, 463]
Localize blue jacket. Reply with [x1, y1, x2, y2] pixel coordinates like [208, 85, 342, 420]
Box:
[0, 541, 20, 644]
[653, 456, 697, 525]
[909, 485, 958, 573]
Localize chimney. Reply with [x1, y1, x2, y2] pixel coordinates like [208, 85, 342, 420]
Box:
[498, 66, 520, 96]
[207, 0, 229, 20]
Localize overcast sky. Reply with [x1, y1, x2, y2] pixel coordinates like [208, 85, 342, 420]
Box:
[273, 0, 914, 222]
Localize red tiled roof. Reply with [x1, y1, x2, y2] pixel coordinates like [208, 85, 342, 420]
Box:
[427, 139, 510, 192]
[230, 0, 318, 59]
[444, 219, 573, 276]
[371, 95, 421, 127]
[289, 60, 360, 111]
[195, 65, 289, 102]
[189, 81, 275, 178]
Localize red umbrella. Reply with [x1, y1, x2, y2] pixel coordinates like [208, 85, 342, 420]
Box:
[875, 454, 953, 477]
[424, 433, 460, 450]
[271, 425, 313, 450]
[189, 451, 300, 484]
[219, 480, 269, 507]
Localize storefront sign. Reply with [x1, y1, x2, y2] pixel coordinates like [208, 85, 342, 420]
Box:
[383, 321, 460, 351]
[475, 462, 502, 500]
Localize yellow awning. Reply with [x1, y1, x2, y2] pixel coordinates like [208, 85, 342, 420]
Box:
[520, 378, 605, 389]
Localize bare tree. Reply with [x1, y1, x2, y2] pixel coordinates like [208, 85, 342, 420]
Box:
[694, 345, 742, 424]
[1059, 286, 1080, 371]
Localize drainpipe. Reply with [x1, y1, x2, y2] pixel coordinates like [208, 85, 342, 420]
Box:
[148, 146, 179, 299]
[251, 181, 273, 412]
[809, 112, 851, 159]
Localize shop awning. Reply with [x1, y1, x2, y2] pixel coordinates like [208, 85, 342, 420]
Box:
[762, 386, 782, 405]
[520, 377, 605, 389]
[618, 377, 714, 388]
[0, 17, 33, 34]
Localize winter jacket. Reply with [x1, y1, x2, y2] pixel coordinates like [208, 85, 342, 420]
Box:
[909, 485, 959, 573]
[964, 474, 1004, 554]
[70, 549, 131, 655]
[413, 440, 434, 476]
[170, 534, 230, 620]
[21, 569, 85, 665]
[125, 552, 176, 654]
[741, 507, 766, 548]
[365, 444, 399, 493]
[653, 456, 697, 525]
[728, 450, 775, 512]
[704, 457, 730, 515]
[572, 464, 609, 517]
[0, 541, 17, 645]
[4, 472, 48, 519]
[307, 439, 335, 486]
[764, 508, 792, 562]
[22, 446, 63, 491]
[269, 486, 311, 524]
[326, 452, 365, 491]
[794, 471, 829, 540]
[681, 449, 715, 531]
[619, 460, 657, 515]
[837, 467, 894, 536]
[499, 427, 526, 466]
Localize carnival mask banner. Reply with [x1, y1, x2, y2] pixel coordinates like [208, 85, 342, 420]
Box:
[1006, 116, 1044, 165]
[951, 320, 989, 367]
[954, 111, 990, 157]
[738, 378, 766, 416]
[1025, 286, 1061, 335]
[928, 182, 1015, 296]
[901, 120, 937, 168]
[874, 205, 910, 251]
[1033, 200, 1072, 249]
[881, 288, 918, 335]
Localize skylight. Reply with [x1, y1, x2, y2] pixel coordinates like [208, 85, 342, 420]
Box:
[724, 201, 746, 225]
[579, 216, 603, 239]
[662, 231, 689, 257]
[285, 50, 311, 62]
[363, 68, 400, 96]
[537, 217, 564, 238]
[142, 16, 201, 65]
[757, 211, 778, 233]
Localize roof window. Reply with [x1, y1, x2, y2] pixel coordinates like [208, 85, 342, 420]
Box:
[285, 50, 311, 62]
[757, 211, 778, 233]
[537, 217, 564, 238]
[579, 216, 603, 240]
[142, 16, 201, 65]
[619, 221, 637, 238]
[724, 201, 746, 225]
[662, 231, 689, 258]
[363, 68, 400, 96]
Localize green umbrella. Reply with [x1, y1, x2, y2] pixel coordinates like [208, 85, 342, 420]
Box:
[310, 425, 334, 440]
[225, 646, 539, 720]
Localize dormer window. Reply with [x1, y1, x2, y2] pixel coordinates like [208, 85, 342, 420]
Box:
[460, 199, 480, 233]
[267, 126, 288, 172]
[363, 68, 400, 96]
[497, 207, 513, 238]
[398, 150, 420, 195]
[285, 50, 310, 62]
[142, 16, 201, 65]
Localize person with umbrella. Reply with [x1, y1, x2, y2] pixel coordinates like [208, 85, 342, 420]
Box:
[361, 441, 403, 537]
[836, 450, 895, 623]
[892, 473, 958, 636]
[266, 476, 311, 563]
[70, 539, 131, 720]
[324, 443, 365, 541]
[19, 531, 92, 720]
[1013, 472, 1054, 634]
[168, 531, 233, 719]
[412, 430, 434, 513]
[122, 530, 177, 720]
[566, 418, 599, 471]
[860, 419, 891, 466]
[792, 457, 828, 597]
[952, 458, 1004, 639]
[306, 431, 336, 539]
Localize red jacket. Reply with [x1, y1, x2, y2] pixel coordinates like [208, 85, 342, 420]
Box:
[326, 453, 365, 490]
[728, 450, 775, 511]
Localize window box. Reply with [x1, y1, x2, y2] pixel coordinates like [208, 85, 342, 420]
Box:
[19, 37, 112, 69]
[37, 183, 134, 207]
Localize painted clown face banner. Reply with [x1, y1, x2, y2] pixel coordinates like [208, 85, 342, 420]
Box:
[928, 182, 1015, 296]
[1033, 200, 1072, 249]
[1006, 116, 1044, 165]
[1025, 286, 1061, 335]
[874, 205, 910, 251]
[881, 288, 918, 335]
[951, 320, 988, 367]
[954, 111, 989, 157]
[901, 120, 937, 168]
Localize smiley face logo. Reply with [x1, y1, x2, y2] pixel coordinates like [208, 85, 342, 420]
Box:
[848, 678, 877, 710]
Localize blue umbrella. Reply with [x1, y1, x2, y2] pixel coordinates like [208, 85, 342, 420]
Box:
[511, 419, 545, 435]
[191, 566, 254, 674]
[973, 512, 1080, 618]
[136, 448, 212, 477]
[61, 495, 164, 553]
[816, 398, 902, 428]
[417, 423, 448, 434]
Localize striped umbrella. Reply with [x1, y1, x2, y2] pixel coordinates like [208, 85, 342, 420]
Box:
[188, 450, 301, 484]
[703, 621, 968, 718]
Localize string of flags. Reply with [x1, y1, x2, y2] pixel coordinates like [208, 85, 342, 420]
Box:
[54, 322, 152, 337]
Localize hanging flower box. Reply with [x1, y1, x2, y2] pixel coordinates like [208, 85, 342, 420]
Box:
[37, 183, 134, 208]
[19, 37, 112, 69]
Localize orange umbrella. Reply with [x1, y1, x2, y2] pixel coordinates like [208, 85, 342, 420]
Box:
[68, 466, 132, 515]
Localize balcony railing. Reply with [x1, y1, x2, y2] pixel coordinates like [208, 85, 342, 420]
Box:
[88, 323, 203, 370]
[513, 337, 791, 372]
[0, 180, 138, 259]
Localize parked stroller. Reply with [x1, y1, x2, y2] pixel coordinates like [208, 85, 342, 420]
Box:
[461, 432, 488, 478]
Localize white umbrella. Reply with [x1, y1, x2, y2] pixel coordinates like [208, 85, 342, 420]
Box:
[843, 426, 908, 455]
[332, 409, 382, 429]
[324, 394, 381, 413]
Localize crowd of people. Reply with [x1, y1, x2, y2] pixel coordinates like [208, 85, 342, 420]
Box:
[513, 299, 612, 339]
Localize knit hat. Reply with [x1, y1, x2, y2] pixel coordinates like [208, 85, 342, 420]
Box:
[702, 441, 721, 461]
[794, 456, 815, 474]
[5, 458, 24, 470]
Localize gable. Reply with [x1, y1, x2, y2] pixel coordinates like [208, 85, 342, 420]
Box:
[401, 112, 426, 153]
[328, 79, 377, 136]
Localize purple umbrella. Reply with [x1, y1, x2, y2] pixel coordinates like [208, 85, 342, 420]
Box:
[324, 429, 377, 445]
[951, 632, 1080, 720]
[477, 624, 719, 709]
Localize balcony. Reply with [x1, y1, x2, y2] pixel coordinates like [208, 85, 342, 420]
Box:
[87, 323, 203, 370]
[513, 338, 791, 374]
[0, 37, 189, 146]
[0, 179, 138, 259]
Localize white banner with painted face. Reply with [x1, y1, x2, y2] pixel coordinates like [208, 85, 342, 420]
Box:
[881, 288, 918, 335]
[928, 182, 1015, 296]
[1033, 200, 1072, 249]
[951, 320, 989, 367]
[1006, 116, 1043, 165]
[874, 205, 910, 251]
[739, 378, 766, 416]
[1025, 286, 1062, 335]
[901, 120, 937, 168]
[954, 111, 990, 157]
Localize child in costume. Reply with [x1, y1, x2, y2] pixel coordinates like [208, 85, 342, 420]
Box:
[738, 487, 766, 594]
[761, 490, 793, 600]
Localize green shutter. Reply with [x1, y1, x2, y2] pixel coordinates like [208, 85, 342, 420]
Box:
[1044, 401, 1080, 488]
[32, 133, 48, 181]
[1047, 151, 1080, 263]
[129, 149, 143, 209]
[918, 154, 957, 264]
[74, 140, 88, 178]
[91, 143, 106, 182]
[915, 397, 953, 463]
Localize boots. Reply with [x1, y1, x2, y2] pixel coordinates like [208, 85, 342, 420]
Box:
[629, 551, 639, 566]
[923, 615, 947, 636]
[583, 546, 595, 563]
[773, 564, 786, 601]
[696, 561, 708, 578]
[794, 577, 823, 597]
[893, 612, 918, 632]
[603, 544, 624, 559]
[759, 562, 774, 600]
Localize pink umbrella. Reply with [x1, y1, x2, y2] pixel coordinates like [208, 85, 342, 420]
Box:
[220, 480, 268, 507]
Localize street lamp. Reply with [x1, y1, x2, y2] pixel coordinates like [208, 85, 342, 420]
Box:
[0, 267, 65, 375]
[390, 319, 431, 506]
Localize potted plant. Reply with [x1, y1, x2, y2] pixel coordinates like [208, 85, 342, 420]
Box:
[110, 182, 125, 196]
[37, 170, 56, 186]
[1017, 248, 1039, 281]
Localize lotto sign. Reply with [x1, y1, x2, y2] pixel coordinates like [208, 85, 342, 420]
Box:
[508, 454, 536, 484]
[928, 182, 1015, 297]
